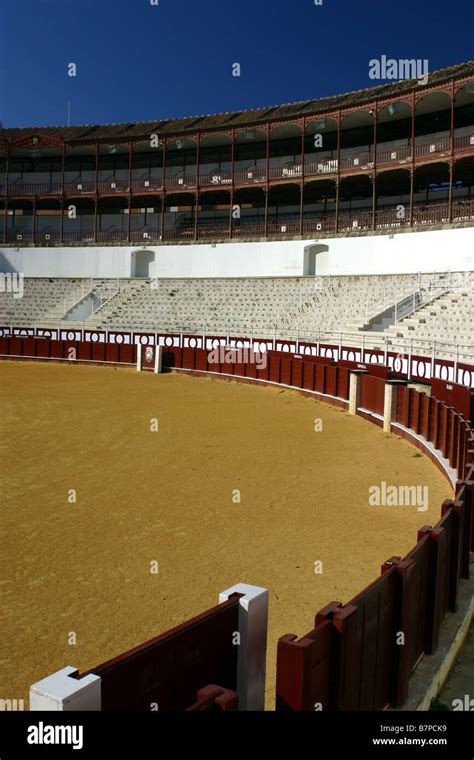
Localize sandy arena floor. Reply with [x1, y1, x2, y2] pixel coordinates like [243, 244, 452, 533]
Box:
[0, 361, 453, 709]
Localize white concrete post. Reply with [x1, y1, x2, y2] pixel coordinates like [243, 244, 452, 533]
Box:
[137, 342, 142, 371]
[219, 583, 269, 712]
[30, 667, 101, 711]
[349, 371, 363, 416]
[155, 345, 163, 373]
[383, 383, 395, 433]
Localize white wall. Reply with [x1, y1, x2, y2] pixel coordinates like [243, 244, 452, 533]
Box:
[0, 227, 473, 279]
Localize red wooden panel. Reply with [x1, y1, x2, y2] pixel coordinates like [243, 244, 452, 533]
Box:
[430, 398, 440, 448]
[22, 337, 35, 357]
[36, 338, 51, 358]
[280, 357, 292, 385]
[291, 359, 303, 389]
[182, 348, 195, 371]
[51, 339, 66, 359]
[195, 349, 207, 372]
[396, 386, 409, 426]
[83, 596, 241, 712]
[269, 356, 281, 384]
[302, 361, 315, 392]
[91, 342, 106, 362]
[105, 343, 120, 363]
[0, 336, 8, 356]
[10, 337, 23, 356]
[276, 622, 333, 711]
[409, 390, 421, 434]
[438, 404, 448, 457]
[315, 363, 326, 393]
[119, 344, 135, 365]
[77, 341, 92, 361]
[257, 358, 269, 381]
[325, 365, 337, 396]
[245, 360, 257, 379]
[336, 367, 350, 400]
[233, 360, 245, 378]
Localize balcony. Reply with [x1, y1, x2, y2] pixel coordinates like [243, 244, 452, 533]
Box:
[7, 182, 62, 197]
[339, 153, 374, 173]
[231, 222, 266, 237]
[233, 168, 267, 184]
[303, 217, 336, 234]
[130, 228, 161, 242]
[199, 171, 233, 188]
[62, 230, 96, 243]
[165, 174, 197, 190]
[97, 179, 130, 194]
[269, 164, 302, 180]
[338, 211, 373, 231]
[267, 219, 301, 235]
[412, 202, 449, 226]
[376, 145, 412, 167]
[35, 230, 62, 243]
[414, 137, 451, 160]
[131, 177, 164, 192]
[96, 230, 128, 242]
[64, 180, 96, 195]
[304, 158, 338, 177]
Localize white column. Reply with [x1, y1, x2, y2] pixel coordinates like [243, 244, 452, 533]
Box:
[383, 383, 396, 433]
[137, 343, 142, 371]
[349, 371, 362, 416]
[154, 345, 163, 374]
[219, 583, 269, 711]
[30, 666, 101, 711]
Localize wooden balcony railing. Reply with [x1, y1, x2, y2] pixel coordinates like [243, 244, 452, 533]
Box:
[233, 168, 267, 184]
[165, 174, 197, 189]
[452, 199, 474, 221]
[412, 202, 449, 225]
[7, 183, 62, 196]
[62, 230, 96, 242]
[130, 228, 161, 241]
[302, 217, 336, 234]
[131, 177, 164, 192]
[2, 200, 473, 246]
[375, 208, 411, 229]
[338, 211, 373, 230]
[199, 172, 233, 188]
[267, 220, 301, 235]
[35, 231, 62, 243]
[268, 164, 302, 180]
[96, 230, 128, 242]
[64, 181, 96, 195]
[454, 133, 474, 151]
[414, 138, 451, 159]
[376, 145, 413, 167]
[339, 153, 374, 172]
[304, 159, 338, 177]
[231, 222, 266, 237]
[97, 179, 130, 193]
[7, 230, 34, 242]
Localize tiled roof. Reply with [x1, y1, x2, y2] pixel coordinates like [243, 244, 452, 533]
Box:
[2, 60, 473, 144]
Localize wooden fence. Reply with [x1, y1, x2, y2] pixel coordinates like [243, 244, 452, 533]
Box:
[275, 376, 473, 711]
[79, 593, 241, 711]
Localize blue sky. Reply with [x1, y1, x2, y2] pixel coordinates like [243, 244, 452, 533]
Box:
[1, 0, 473, 128]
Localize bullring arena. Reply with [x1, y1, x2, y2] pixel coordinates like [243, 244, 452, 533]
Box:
[0, 361, 453, 708]
[0, 60, 473, 713]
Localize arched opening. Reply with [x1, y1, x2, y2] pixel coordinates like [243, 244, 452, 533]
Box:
[303, 243, 329, 276]
[131, 249, 155, 278]
[303, 179, 336, 233]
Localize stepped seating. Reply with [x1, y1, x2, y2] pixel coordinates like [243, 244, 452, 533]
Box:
[0, 278, 88, 325]
[1, 272, 472, 363]
[90, 273, 455, 337]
